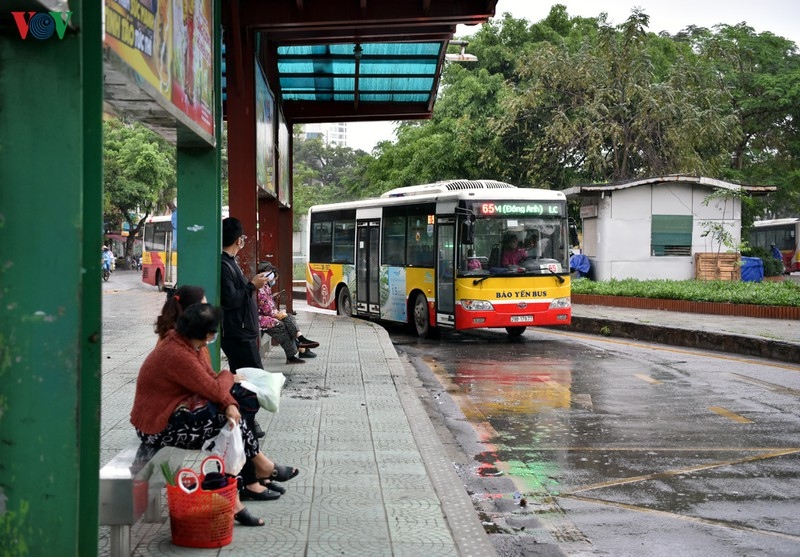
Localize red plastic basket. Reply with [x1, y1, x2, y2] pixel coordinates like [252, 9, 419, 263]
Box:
[166, 456, 238, 548]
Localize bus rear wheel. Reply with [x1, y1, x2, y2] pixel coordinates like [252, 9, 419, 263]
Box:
[505, 326, 526, 338]
[337, 287, 352, 317]
[411, 293, 431, 338]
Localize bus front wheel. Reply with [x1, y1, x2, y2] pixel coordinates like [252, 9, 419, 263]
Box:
[506, 326, 526, 338]
[412, 293, 431, 338]
[337, 287, 352, 317]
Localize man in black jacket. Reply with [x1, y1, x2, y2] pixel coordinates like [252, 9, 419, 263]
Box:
[220, 217, 268, 371]
[220, 217, 269, 441]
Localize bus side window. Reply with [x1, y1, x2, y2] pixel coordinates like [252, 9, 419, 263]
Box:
[421, 246, 433, 267]
[408, 245, 422, 266]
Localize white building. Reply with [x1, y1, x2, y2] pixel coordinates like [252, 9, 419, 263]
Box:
[300, 122, 348, 147]
[564, 175, 774, 281]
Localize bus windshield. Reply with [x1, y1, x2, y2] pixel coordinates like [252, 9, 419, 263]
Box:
[458, 209, 569, 277]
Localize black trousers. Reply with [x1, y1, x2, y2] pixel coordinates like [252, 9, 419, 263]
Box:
[221, 335, 263, 372]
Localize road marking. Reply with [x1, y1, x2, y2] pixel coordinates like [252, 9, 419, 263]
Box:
[535, 329, 800, 372]
[730, 372, 800, 397]
[634, 373, 662, 385]
[496, 446, 795, 452]
[562, 494, 800, 542]
[565, 448, 800, 494]
[709, 405, 753, 423]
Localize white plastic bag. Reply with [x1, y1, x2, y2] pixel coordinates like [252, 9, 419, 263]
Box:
[237, 367, 286, 413]
[202, 418, 246, 475]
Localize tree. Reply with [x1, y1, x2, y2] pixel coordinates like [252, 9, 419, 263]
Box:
[104, 119, 176, 267]
[491, 10, 738, 187]
[291, 133, 364, 228]
[686, 24, 800, 216]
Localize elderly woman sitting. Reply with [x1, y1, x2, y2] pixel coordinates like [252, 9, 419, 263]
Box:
[130, 303, 299, 527]
[256, 262, 319, 364]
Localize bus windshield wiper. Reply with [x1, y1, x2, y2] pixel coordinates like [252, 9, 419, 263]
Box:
[548, 269, 565, 284]
[472, 275, 492, 285]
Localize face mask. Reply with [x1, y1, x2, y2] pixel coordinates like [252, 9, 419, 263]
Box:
[206, 332, 218, 344]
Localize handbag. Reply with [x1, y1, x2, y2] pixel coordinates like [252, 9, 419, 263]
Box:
[236, 367, 286, 413]
[202, 419, 246, 475]
[172, 394, 217, 424]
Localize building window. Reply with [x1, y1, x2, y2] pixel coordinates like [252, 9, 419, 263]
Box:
[651, 215, 692, 256]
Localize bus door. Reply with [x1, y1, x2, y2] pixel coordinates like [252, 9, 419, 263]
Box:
[356, 219, 381, 316]
[436, 218, 455, 326]
[164, 225, 176, 287]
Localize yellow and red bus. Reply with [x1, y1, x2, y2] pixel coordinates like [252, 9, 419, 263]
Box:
[305, 180, 573, 337]
[141, 214, 177, 291]
[749, 218, 800, 273]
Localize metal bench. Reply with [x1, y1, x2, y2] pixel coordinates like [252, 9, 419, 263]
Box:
[99, 443, 184, 557]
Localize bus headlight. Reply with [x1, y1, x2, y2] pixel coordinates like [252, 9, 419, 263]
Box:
[461, 299, 494, 311]
[549, 297, 571, 309]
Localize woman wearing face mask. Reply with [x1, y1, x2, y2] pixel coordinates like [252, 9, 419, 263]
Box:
[131, 303, 300, 527]
[256, 261, 319, 364]
[148, 287, 297, 505]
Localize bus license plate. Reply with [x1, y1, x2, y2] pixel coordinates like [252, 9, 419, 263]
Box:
[511, 315, 533, 323]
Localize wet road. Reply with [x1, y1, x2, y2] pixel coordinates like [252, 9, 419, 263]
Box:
[390, 324, 800, 557]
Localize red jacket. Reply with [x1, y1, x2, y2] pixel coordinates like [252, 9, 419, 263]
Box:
[130, 330, 238, 434]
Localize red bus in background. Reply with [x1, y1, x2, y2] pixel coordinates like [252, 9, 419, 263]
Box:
[750, 218, 800, 273]
[141, 215, 176, 291]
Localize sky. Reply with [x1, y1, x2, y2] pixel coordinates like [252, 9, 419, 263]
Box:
[346, 0, 800, 152]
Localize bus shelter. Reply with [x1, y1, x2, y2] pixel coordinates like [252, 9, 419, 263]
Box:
[0, 1, 497, 555]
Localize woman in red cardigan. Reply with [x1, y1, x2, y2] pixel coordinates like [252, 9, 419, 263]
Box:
[131, 303, 297, 527]
[152, 285, 291, 501]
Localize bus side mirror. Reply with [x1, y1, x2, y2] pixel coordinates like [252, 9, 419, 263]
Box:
[462, 218, 475, 245]
[569, 222, 579, 247]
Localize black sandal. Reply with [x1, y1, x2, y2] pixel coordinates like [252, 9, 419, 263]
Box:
[240, 486, 281, 501]
[271, 464, 299, 482]
[259, 479, 286, 494]
[234, 507, 264, 527]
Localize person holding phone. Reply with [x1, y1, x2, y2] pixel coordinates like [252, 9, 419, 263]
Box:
[255, 261, 319, 364]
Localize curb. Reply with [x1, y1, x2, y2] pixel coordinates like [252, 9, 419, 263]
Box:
[572, 294, 800, 320]
[568, 316, 800, 365]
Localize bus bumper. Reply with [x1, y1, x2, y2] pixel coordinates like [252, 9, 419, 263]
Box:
[454, 299, 571, 329]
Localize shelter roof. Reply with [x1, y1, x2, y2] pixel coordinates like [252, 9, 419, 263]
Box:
[227, 0, 498, 124]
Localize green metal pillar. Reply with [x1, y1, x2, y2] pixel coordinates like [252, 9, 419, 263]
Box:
[175, 146, 222, 368]
[0, 2, 103, 556]
[175, 0, 223, 369]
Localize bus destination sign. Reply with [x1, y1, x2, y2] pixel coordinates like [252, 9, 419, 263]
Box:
[477, 202, 563, 216]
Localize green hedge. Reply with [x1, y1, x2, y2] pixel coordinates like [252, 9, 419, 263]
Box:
[571, 278, 800, 307]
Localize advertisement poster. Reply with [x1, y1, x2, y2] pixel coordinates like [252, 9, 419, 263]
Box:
[255, 59, 276, 196]
[104, 0, 214, 137]
[380, 266, 407, 322]
[278, 109, 290, 206]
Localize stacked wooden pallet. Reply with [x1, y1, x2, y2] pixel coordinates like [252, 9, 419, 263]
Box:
[695, 253, 740, 281]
